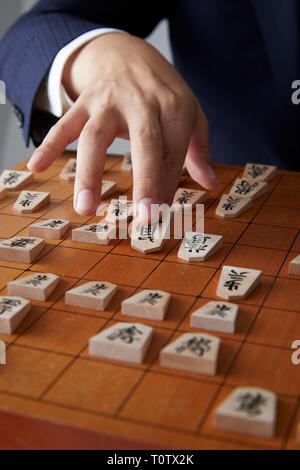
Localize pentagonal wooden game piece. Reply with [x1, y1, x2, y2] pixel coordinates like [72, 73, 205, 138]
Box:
[160, 332, 220, 376]
[89, 322, 153, 364]
[172, 187, 207, 211]
[130, 219, 167, 254]
[215, 387, 277, 438]
[289, 254, 300, 275]
[106, 199, 133, 225]
[178, 232, 223, 262]
[59, 158, 76, 181]
[0, 296, 31, 334]
[215, 194, 253, 218]
[8, 272, 60, 301]
[217, 265, 262, 300]
[101, 180, 117, 198]
[229, 178, 268, 200]
[65, 281, 117, 311]
[13, 191, 50, 214]
[0, 237, 45, 263]
[0, 170, 33, 190]
[0, 186, 7, 200]
[191, 301, 239, 334]
[121, 152, 132, 171]
[121, 289, 171, 321]
[28, 219, 71, 239]
[243, 163, 277, 182]
[72, 222, 116, 245]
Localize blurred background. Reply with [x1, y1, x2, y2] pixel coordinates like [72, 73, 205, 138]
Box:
[0, 0, 173, 171]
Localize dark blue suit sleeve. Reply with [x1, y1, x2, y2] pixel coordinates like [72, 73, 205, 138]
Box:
[0, 0, 170, 146]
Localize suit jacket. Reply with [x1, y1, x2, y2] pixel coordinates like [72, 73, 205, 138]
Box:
[0, 0, 299, 169]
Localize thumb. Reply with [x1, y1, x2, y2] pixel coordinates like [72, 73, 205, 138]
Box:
[185, 102, 220, 190]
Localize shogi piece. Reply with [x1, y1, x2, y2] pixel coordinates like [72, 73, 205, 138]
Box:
[178, 232, 223, 262]
[101, 180, 117, 198]
[217, 265, 262, 300]
[89, 322, 153, 364]
[0, 296, 31, 334]
[160, 332, 220, 376]
[28, 219, 70, 239]
[172, 187, 207, 211]
[121, 152, 132, 171]
[59, 158, 76, 181]
[13, 191, 50, 214]
[229, 178, 268, 200]
[191, 301, 239, 334]
[0, 186, 7, 200]
[106, 199, 133, 224]
[215, 194, 253, 218]
[289, 254, 300, 275]
[72, 222, 116, 245]
[0, 237, 45, 263]
[8, 272, 60, 301]
[65, 281, 117, 311]
[243, 163, 277, 182]
[0, 170, 33, 190]
[121, 289, 171, 321]
[131, 219, 168, 254]
[215, 387, 277, 438]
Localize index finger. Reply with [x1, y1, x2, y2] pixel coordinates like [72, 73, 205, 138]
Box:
[127, 107, 164, 224]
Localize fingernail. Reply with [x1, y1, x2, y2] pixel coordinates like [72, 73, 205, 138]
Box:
[137, 198, 157, 224]
[27, 151, 44, 171]
[76, 189, 95, 214]
[207, 165, 220, 185]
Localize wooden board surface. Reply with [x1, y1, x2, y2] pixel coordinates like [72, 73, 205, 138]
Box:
[0, 152, 299, 450]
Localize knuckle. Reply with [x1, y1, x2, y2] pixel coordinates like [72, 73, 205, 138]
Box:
[134, 175, 160, 193]
[134, 174, 154, 184]
[54, 118, 70, 136]
[134, 175, 153, 192]
[56, 119, 68, 133]
[164, 91, 183, 114]
[82, 123, 105, 141]
[98, 85, 115, 109]
[40, 136, 61, 155]
[134, 186, 159, 201]
[46, 124, 60, 141]
[164, 155, 180, 171]
[45, 122, 70, 146]
[77, 168, 99, 186]
[129, 86, 147, 107]
[136, 123, 160, 146]
[130, 87, 156, 113]
[39, 142, 54, 155]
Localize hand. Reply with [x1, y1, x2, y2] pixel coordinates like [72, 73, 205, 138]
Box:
[27, 33, 220, 221]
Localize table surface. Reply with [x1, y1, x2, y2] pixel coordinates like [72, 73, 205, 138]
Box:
[0, 152, 299, 450]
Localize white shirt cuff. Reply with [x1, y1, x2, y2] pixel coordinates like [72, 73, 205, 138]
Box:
[35, 28, 126, 117]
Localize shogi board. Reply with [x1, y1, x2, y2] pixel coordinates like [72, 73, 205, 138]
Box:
[0, 151, 299, 451]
